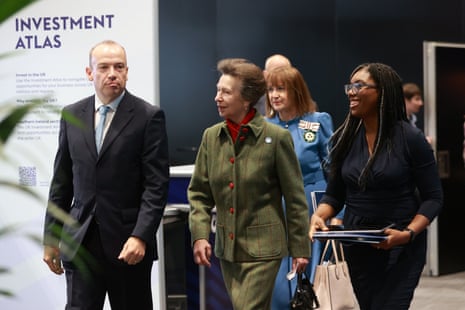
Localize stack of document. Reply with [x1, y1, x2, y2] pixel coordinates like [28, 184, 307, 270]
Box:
[313, 224, 393, 244]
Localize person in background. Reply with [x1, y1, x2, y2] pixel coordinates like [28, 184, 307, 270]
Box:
[188, 58, 310, 309]
[256, 54, 292, 115]
[265, 65, 342, 309]
[264, 54, 292, 76]
[43, 40, 170, 310]
[403, 82, 423, 128]
[403, 82, 432, 144]
[309, 62, 443, 309]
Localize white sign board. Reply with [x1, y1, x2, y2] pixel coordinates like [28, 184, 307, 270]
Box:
[0, 0, 162, 309]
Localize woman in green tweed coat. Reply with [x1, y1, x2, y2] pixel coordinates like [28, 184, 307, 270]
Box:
[188, 58, 310, 310]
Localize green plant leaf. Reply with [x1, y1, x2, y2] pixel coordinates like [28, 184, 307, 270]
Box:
[0, 98, 84, 144]
[0, 180, 43, 201]
[0, 0, 91, 300]
[0, 99, 43, 143]
[0, 0, 38, 24]
[0, 50, 25, 61]
[0, 267, 10, 274]
[24, 233, 42, 245]
[0, 224, 18, 237]
[0, 289, 14, 297]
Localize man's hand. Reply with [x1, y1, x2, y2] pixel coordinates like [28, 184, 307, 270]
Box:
[118, 236, 146, 265]
[43, 245, 64, 275]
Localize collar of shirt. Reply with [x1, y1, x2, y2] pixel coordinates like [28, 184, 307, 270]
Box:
[409, 113, 417, 127]
[94, 91, 125, 112]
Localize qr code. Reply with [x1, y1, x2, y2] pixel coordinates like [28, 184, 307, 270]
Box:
[19, 166, 37, 186]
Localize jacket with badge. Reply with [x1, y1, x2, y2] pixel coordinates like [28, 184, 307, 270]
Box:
[267, 111, 333, 186]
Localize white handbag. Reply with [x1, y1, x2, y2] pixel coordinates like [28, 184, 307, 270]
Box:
[313, 240, 358, 310]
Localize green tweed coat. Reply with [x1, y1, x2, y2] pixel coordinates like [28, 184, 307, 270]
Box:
[188, 112, 310, 262]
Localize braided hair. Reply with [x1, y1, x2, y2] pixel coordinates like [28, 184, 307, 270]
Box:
[326, 63, 408, 190]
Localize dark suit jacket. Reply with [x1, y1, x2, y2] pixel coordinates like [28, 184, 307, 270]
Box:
[43, 91, 170, 264]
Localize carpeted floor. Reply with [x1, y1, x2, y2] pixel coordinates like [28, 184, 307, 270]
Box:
[410, 271, 465, 309]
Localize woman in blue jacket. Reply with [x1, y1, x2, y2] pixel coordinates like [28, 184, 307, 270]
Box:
[265, 65, 343, 309]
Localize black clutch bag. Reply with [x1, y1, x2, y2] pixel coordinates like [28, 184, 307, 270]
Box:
[290, 272, 319, 309]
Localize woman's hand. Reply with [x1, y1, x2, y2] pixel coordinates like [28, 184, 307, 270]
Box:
[375, 215, 429, 250]
[309, 213, 329, 241]
[292, 257, 309, 273]
[193, 238, 212, 267]
[374, 228, 413, 250]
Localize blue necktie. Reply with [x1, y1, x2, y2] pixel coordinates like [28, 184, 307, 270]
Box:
[95, 105, 110, 153]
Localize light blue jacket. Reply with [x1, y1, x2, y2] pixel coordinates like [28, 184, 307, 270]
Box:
[267, 112, 333, 186]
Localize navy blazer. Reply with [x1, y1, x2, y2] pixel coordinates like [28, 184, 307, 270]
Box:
[44, 91, 170, 264]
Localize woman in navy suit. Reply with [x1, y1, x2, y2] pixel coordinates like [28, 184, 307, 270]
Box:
[309, 63, 443, 309]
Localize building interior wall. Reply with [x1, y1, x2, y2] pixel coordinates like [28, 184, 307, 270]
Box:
[159, 0, 465, 275]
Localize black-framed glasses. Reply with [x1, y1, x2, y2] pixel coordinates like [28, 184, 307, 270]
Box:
[344, 83, 377, 95]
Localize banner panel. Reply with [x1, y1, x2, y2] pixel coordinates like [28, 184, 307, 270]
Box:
[0, 1, 160, 309]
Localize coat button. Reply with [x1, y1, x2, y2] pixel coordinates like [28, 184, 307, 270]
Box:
[239, 135, 245, 141]
[229, 207, 234, 214]
[229, 182, 234, 189]
[229, 233, 234, 240]
[229, 157, 235, 164]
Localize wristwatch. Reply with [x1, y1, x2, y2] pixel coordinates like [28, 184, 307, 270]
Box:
[404, 228, 416, 243]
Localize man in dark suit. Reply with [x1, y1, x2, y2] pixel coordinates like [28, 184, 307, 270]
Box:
[42, 40, 169, 310]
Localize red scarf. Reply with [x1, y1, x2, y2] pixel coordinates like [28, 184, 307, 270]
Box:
[226, 109, 256, 142]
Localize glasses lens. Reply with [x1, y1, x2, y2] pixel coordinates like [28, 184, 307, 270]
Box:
[344, 84, 350, 94]
[344, 83, 363, 95]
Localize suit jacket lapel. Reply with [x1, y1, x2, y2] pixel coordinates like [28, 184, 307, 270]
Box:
[98, 93, 134, 157]
[81, 97, 99, 158]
